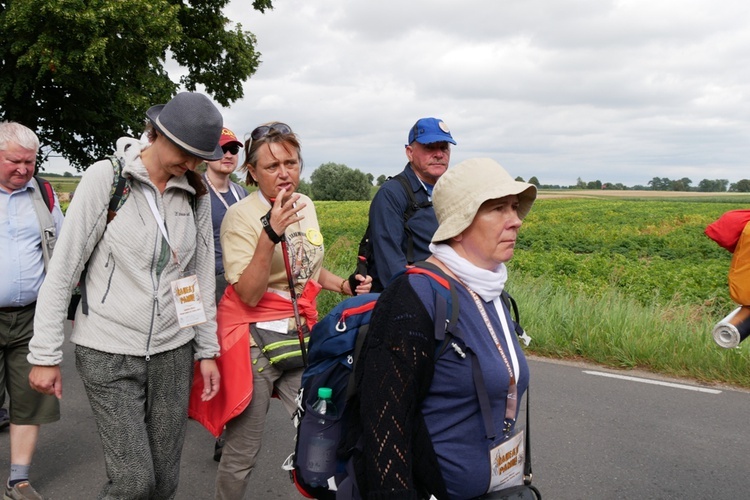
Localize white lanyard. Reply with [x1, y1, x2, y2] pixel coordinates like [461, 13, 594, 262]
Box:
[493, 297, 520, 380]
[205, 174, 240, 209]
[142, 186, 179, 265]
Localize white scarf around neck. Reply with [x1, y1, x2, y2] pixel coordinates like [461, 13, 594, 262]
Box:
[429, 243, 507, 302]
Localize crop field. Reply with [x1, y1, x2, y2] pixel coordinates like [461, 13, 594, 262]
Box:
[315, 194, 750, 388]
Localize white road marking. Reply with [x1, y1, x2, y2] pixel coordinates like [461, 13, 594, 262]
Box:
[583, 370, 722, 394]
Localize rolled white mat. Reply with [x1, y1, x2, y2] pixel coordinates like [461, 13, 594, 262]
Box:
[712, 306, 750, 348]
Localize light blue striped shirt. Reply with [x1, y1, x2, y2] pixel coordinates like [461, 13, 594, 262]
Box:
[0, 179, 64, 307]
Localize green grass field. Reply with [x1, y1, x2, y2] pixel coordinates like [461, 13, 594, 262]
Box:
[315, 194, 750, 389]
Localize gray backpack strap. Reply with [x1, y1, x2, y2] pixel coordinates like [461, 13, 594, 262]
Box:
[30, 178, 57, 272]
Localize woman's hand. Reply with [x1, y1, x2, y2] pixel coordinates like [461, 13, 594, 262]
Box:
[29, 365, 63, 399]
[269, 188, 307, 237]
[199, 359, 221, 401]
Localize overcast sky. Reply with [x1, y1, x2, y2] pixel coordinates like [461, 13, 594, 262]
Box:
[52, 0, 750, 187]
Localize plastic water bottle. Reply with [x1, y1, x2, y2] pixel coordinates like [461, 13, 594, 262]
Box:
[305, 387, 338, 488]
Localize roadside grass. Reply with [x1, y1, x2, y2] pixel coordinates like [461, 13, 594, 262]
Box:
[506, 277, 750, 388]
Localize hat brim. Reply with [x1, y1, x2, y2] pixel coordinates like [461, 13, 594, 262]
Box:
[146, 105, 224, 161]
[219, 138, 243, 149]
[415, 134, 457, 145]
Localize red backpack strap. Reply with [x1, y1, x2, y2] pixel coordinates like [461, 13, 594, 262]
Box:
[33, 175, 55, 212]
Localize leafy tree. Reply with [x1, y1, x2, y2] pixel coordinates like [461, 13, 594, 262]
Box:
[0, 0, 273, 170]
[297, 178, 312, 197]
[670, 177, 692, 191]
[310, 162, 371, 201]
[366, 172, 374, 185]
[515, 176, 525, 182]
[586, 180, 602, 190]
[697, 179, 729, 192]
[648, 177, 671, 191]
[730, 179, 750, 192]
[528, 176, 540, 187]
[376, 174, 387, 186]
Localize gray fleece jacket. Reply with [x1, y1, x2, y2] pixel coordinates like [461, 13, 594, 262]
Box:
[29, 137, 219, 366]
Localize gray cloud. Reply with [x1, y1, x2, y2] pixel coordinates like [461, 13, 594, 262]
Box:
[50, 0, 750, 188]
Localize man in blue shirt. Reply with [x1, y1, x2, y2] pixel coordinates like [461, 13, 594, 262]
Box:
[366, 117, 456, 291]
[202, 127, 248, 305]
[0, 122, 63, 500]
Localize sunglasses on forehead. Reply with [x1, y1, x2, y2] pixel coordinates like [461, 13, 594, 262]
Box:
[250, 123, 292, 141]
[221, 143, 240, 155]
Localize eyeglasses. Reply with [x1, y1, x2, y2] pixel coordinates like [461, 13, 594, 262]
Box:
[250, 123, 293, 141]
[222, 144, 241, 155]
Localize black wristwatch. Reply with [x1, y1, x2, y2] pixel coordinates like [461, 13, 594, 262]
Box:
[260, 210, 283, 244]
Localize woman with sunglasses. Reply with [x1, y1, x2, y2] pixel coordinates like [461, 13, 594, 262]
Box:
[212, 122, 371, 499]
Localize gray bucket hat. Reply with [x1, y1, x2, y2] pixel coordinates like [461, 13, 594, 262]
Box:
[431, 158, 537, 242]
[146, 92, 224, 161]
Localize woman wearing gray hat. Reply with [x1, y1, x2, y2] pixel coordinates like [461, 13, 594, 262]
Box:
[28, 92, 222, 499]
[352, 158, 537, 499]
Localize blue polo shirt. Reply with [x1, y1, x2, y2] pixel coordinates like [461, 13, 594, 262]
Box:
[368, 164, 438, 289]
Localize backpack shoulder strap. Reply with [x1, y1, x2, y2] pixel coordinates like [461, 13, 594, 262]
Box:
[501, 289, 529, 342]
[80, 156, 129, 315]
[33, 175, 55, 212]
[105, 155, 129, 223]
[29, 176, 56, 272]
[392, 173, 432, 265]
[404, 261, 459, 344]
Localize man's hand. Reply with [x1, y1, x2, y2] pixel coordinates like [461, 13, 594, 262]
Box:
[29, 365, 63, 399]
[199, 359, 221, 401]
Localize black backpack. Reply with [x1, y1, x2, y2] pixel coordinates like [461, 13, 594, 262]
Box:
[353, 172, 432, 292]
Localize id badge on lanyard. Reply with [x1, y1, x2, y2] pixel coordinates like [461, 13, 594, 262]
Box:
[171, 273, 207, 328]
[488, 429, 525, 491]
[143, 186, 207, 328]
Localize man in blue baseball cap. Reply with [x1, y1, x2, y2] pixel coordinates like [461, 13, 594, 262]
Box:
[358, 117, 456, 291]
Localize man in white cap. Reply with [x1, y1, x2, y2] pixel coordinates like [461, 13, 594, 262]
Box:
[363, 117, 456, 291]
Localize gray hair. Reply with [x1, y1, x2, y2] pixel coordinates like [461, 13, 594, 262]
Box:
[0, 122, 40, 152]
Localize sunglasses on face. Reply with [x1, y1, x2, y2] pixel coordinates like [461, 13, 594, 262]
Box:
[222, 144, 241, 155]
[250, 123, 293, 141]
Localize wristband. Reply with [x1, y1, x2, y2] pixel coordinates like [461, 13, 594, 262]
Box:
[340, 278, 347, 295]
[260, 210, 283, 244]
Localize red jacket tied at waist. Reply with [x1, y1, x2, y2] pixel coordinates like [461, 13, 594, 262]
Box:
[188, 280, 322, 437]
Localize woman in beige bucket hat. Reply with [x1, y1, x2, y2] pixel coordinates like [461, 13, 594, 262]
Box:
[353, 158, 538, 499]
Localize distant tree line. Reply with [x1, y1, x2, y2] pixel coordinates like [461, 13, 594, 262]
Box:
[292, 165, 750, 201]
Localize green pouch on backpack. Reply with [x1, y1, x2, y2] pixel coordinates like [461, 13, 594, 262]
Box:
[251, 323, 309, 371]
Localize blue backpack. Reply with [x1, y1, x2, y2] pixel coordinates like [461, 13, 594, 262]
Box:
[286, 262, 525, 499]
[285, 262, 461, 499]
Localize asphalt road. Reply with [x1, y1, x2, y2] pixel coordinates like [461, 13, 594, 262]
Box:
[2, 322, 749, 499]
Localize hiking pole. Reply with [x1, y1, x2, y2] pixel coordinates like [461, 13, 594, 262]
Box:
[280, 234, 309, 368]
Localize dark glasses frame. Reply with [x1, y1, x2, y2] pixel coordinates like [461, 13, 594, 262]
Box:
[221, 144, 241, 155]
[250, 122, 293, 141]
